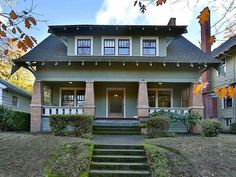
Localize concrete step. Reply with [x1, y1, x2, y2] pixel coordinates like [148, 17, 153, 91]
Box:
[91, 162, 149, 170]
[93, 126, 140, 131]
[93, 130, 141, 135]
[93, 149, 146, 156]
[89, 169, 151, 177]
[94, 144, 144, 150]
[92, 155, 148, 163]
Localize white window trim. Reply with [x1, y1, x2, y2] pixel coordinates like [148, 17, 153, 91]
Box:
[106, 88, 126, 118]
[224, 118, 232, 128]
[12, 95, 19, 107]
[148, 88, 173, 107]
[101, 36, 132, 56]
[74, 36, 93, 56]
[217, 61, 226, 76]
[59, 87, 85, 107]
[221, 97, 233, 109]
[140, 36, 159, 56]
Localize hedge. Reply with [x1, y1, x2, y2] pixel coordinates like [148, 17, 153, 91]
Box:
[49, 114, 94, 137]
[201, 119, 222, 137]
[0, 105, 30, 131]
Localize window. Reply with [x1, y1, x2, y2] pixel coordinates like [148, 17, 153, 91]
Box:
[143, 40, 156, 56]
[77, 39, 91, 55]
[148, 90, 156, 107]
[158, 90, 171, 107]
[76, 90, 85, 106]
[61, 90, 74, 106]
[104, 39, 115, 55]
[224, 118, 232, 127]
[222, 96, 232, 108]
[12, 96, 18, 107]
[217, 59, 226, 76]
[43, 87, 51, 105]
[118, 39, 130, 55]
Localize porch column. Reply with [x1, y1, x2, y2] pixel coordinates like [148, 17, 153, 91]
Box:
[189, 83, 204, 116]
[137, 81, 149, 117]
[83, 81, 95, 115]
[30, 80, 43, 132]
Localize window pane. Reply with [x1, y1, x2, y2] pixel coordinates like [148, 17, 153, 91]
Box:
[119, 48, 129, 55]
[143, 48, 156, 55]
[119, 40, 129, 47]
[158, 91, 171, 107]
[118, 39, 129, 55]
[12, 96, 18, 106]
[104, 48, 115, 55]
[104, 39, 115, 47]
[143, 40, 156, 56]
[43, 87, 51, 105]
[148, 90, 156, 107]
[61, 90, 74, 106]
[224, 97, 232, 108]
[77, 39, 91, 55]
[76, 90, 85, 106]
[143, 40, 156, 47]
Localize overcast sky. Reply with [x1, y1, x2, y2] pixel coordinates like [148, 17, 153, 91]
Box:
[1, 0, 234, 49]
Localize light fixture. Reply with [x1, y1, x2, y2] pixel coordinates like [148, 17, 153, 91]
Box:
[68, 61, 71, 66]
[163, 62, 166, 67]
[82, 61, 84, 66]
[55, 62, 58, 66]
[176, 63, 180, 67]
[190, 63, 193, 67]
[158, 82, 163, 85]
[204, 63, 207, 67]
[136, 61, 139, 66]
[69, 82, 72, 84]
[123, 61, 125, 66]
[109, 61, 111, 66]
[41, 62, 45, 66]
[150, 62, 152, 67]
[198, 66, 201, 69]
[114, 94, 118, 97]
[95, 61, 98, 66]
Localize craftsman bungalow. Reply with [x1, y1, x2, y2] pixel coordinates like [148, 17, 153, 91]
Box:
[13, 18, 220, 132]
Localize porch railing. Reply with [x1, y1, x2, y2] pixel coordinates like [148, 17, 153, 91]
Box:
[42, 106, 83, 116]
[149, 107, 191, 115]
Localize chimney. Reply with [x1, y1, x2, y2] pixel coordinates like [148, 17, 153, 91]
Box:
[167, 18, 176, 26]
[201, 8, 211, 53]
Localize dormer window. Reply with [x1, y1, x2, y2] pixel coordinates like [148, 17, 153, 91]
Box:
[140, 37, 159, 56]
[75, 36, 93, 55]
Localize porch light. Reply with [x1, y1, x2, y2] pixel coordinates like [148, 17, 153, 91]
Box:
[114, 94, 118, 97]
[150, 62, 152, 67]
[55, 62, 58, 66]
[158, 82, 163, 85]
[204, 63, 207, 67]
[163, 62, 166, 67]
[69, 82, 72, 84]
[176, 63, 180, 67]
[190, 63, 193, 67]
[109, 61, 111, 66]
[76, 27, 79, 30]
[136, 61, 139, 66]
[142, 27, 145, 30]
[95, 61, 98, 66]
[41, 62, 45, 66]
[68, 61, 71, 66]
[123, 61, 125, 66]
[90, 27, 92, 30]
[82, 61, 84, 66]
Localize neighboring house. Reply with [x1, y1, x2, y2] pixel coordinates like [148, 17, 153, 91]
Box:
[0, 79, 32, 113]
[211, 36, 236, 130]
[12, 18, 220, 132]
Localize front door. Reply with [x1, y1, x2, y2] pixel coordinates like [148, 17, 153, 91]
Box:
[108, 89, 124, 118]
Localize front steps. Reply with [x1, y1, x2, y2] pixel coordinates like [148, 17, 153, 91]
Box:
[89, 144, 151, 177]
[93, 126, 141, 135]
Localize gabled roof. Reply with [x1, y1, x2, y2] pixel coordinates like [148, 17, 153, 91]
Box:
[212, 35, 236, 58]
[14, 35, 220, 64]
[0, 79, 32, 98]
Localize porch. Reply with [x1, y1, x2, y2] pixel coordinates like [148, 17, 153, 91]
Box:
[30, 81, 203, 132]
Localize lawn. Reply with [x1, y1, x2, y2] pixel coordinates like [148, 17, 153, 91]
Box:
[0, 132, 91, 177]
[145, 134, 236, 177]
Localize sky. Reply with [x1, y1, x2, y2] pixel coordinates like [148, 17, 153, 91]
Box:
[1, 0, 235, 49]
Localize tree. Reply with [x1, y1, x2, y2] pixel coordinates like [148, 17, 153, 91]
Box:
[134, 0, 236, 43]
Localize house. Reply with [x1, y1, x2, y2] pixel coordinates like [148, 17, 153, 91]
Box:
[12, 18, 220, 132]
[210, 35, 236, 130]
[0, 78, 31, 113]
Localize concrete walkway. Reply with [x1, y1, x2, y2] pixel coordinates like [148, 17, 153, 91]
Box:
[93, 135, 145, 145]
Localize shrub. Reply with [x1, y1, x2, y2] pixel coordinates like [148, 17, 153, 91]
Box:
[147, 116, 171, 138]
[201, 119, 222, 137]
[230, 123, 236, 134]
[0, 105, 30, 131]
[184, 112, 202, 133]
[49, 114, 94, 137]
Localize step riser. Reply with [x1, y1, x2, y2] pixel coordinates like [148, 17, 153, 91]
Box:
[92, 157, 147, 163]
[93, 128, 140, 131]
[94, 145, 144, 150]
[89, 173, 150, 177]
[91, 164, 149, 170]
[94, 151, 145, 156]
[93, 132, 141, 135]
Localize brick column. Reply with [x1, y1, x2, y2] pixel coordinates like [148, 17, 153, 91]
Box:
[83, 81, 95, 115]
[189, 83, 204, 117]
[30, 80, 43, 132]
[137, 81, 149, 117]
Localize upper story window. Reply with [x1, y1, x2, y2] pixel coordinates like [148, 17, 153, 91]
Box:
[12, 96, 18, 107]
[104, 39, 115, 55]
[118, 39, 130, 55]
[141, 37, 159, 56]
[222, 96, 232, 109]
[102, 37, 132, 56]
[217, 59, 226, 76]
[75, 36, 93, 55]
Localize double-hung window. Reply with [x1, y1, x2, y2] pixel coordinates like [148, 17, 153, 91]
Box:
[142, 40, 156, 56]
[77, 39, 91, 55]
[104, 39, 115, 55]
[118, 39, 130, 55]
[222, 96, 232, 109]
[61, 89, 85, 107]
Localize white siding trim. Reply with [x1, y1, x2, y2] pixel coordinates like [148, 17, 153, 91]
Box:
[140, 36, 159, 56]
[74, 36, 93, 56]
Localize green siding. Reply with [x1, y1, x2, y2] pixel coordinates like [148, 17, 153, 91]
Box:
[67, 36, 75, 56]
[159, 37, 167, 56]
[93, 36, 101, 55]
[132, 36, 140, 56]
